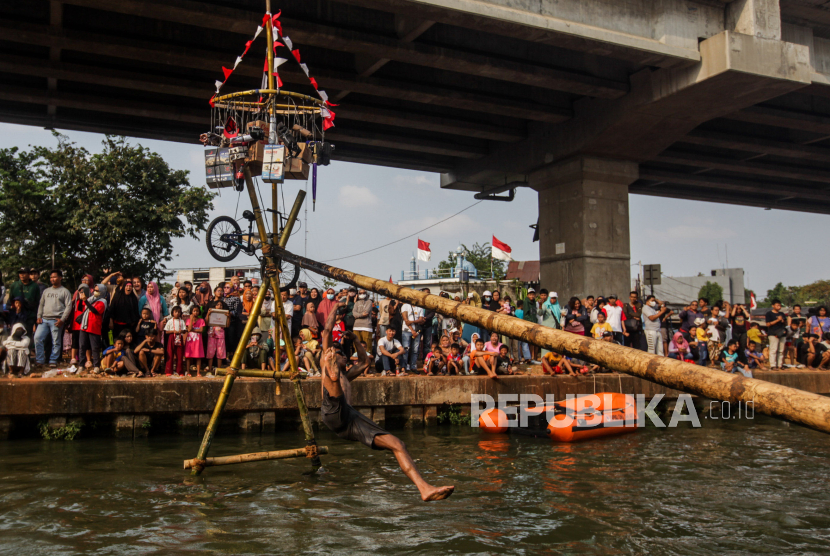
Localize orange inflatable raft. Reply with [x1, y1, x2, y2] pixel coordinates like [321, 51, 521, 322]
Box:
[479, 392, 637, 442]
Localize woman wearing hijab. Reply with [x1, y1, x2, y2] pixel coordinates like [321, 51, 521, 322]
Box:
[192, 281, 213, 315]
[539, 292, 562, 355]
[107, 281, 139, 347]
[3, 323, 31, 376]
[563, 297, 589, 336]
[669, 331, 694, 362]
[138, 281, 169, 341]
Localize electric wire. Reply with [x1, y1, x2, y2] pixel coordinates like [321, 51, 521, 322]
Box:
[320, 200, 484, 263]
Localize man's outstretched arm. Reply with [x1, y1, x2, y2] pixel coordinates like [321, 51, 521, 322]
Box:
[321, 301, 342, 350]
[345, 331, 371, 381]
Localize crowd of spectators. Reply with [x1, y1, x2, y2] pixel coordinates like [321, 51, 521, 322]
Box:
[2, 267, 829, 379]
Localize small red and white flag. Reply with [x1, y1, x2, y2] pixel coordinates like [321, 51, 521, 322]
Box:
[491, 236, 512, 261]
[750, 292, 757, 310]
[417, 239, 431, 262]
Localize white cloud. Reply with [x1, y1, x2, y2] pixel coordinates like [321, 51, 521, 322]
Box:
[392, 174, 434, 187]
[338, 185, 379, 208]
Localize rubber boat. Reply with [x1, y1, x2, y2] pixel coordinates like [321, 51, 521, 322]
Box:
[478, 392, 637, 442]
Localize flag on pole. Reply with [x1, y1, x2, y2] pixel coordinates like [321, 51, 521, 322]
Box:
[491, 236, 512, 261]
[750, 292, 757, 310]
[417, 239, 431, 261]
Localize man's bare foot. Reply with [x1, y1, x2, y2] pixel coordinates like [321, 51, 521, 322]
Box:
[421, 485, 455, 501]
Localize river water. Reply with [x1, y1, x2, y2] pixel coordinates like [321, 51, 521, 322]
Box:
[1, 416, 829, 555]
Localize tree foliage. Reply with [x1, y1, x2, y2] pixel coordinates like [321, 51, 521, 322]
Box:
[698, 281, 724, 305]
[437, 242, 506, 279]
[0, 134, 214, 286]
[762, 280, 830, 308]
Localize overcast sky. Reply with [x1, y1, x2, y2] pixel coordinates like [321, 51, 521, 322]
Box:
[1, 122, 826, 298]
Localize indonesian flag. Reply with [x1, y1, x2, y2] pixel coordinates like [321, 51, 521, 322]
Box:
[417, 239, 431, 262]
[491, 236, 512, 261]
[750, 292, 757, 310]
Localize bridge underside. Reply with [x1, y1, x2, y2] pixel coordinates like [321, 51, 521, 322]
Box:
[2, 0, 829, 299]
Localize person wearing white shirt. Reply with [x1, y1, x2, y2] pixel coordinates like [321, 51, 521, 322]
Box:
[400, 301, 425, 372]
[603, 295, 624, 344]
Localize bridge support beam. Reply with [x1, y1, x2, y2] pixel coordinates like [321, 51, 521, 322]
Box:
[533, 157, 638, 303]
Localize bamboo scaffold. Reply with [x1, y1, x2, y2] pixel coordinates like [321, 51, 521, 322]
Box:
[272, 246, 830, 436]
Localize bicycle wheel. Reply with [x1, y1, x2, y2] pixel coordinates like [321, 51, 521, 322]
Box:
[206, 216, 243, 262]
[275, 257, 300, 292]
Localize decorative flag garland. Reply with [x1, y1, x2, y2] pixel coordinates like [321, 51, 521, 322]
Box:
[210, 11, 336, 130]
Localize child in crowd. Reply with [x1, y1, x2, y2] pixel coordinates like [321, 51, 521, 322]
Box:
[136, 307, 157, 347]
[205, 300, 228, 373]
[424, 345, 446, 375]
[695, 318, 710, 366]
[495, 345, 517, 376]
[302, 302, 319, 338]
[3, 323, 30, 376]
[471, 338, 499, 379]
[447, 343, 462, 375]
[164, 306, 187, 376]
[185, 306, 206, 377]
[542, 350, 578, 376]
[590, 312, 613, 340]
[785, 321, 803, 367]
[745, 340, 766, 369]
[747, 322, 765, 347]
[332, 311, 345, 343]
[135, 332, 164, 376]
[299, 328, 321, 375]
[483, 332, 503, 354]
[243, 327, 268, 371]
[669, 332, 695, 363]
[722, 339, 752, 378]
[101, 337, 126, 375]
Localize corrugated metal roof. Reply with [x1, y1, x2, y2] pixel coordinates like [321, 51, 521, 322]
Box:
[505, 260, 540, 283]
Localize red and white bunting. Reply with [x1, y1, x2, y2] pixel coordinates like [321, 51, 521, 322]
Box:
[210, 11, 338, 129]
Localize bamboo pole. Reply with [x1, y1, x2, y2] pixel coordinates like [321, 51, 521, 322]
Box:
[215, 368, 295, 379]
[265, 0, 275, 91]
[183, 446, 329, 470]
[272, 246, 830, 436]
[190, 276, 270, 475]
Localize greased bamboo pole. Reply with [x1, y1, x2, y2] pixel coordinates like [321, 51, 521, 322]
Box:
[183, 446, 329, 470]
[273, 246, 830, 436]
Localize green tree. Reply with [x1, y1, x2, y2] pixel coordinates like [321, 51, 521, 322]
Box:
[765, 282, 794, 305]
[0, 134, 214, 285]
[437, 242, 506, 279]
[698, 281, 724, 305]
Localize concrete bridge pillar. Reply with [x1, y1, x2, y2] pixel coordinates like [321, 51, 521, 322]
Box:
[533, 157, 638, 303]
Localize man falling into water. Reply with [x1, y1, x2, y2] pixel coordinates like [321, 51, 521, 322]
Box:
[320, 301, 454, 501]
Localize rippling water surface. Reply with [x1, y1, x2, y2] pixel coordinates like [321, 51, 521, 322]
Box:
[1, 416, 829, 555]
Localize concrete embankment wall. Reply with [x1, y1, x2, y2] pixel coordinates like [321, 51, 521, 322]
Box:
[2, 372, 829, 439]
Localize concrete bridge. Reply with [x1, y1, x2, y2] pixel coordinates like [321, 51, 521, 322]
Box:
[2, 0, 829, 298]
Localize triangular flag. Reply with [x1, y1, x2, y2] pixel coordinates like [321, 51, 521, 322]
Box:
[222, 66, 233, 80]
[491, 236, 512, 261]
[214, 80, 223, 93]
[417, 239, 431, 262]
[254, 25, 263, 40]
[309, 77, 318, 89]
[277, 73, 283, 88]
[262, 13, 270, 26]
[283, 36, 293, 50]
[318, 90, 328, 102]
[272, 10, 281, 22]
[209, 95, 216, 107]
[242, 40, 253, 56]
[323, 111, 335, 130]
[233, 56, 243, 69]
[292, 49, 301, 63]
[275, 57, 288, 68]
[300, 62, 309, 76]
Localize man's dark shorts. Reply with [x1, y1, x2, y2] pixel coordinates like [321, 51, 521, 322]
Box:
[321, 387, 388, 449]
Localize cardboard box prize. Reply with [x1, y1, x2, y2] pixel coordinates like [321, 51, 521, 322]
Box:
[284, 142, 313, 180]
[206, 309, 230, 328]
